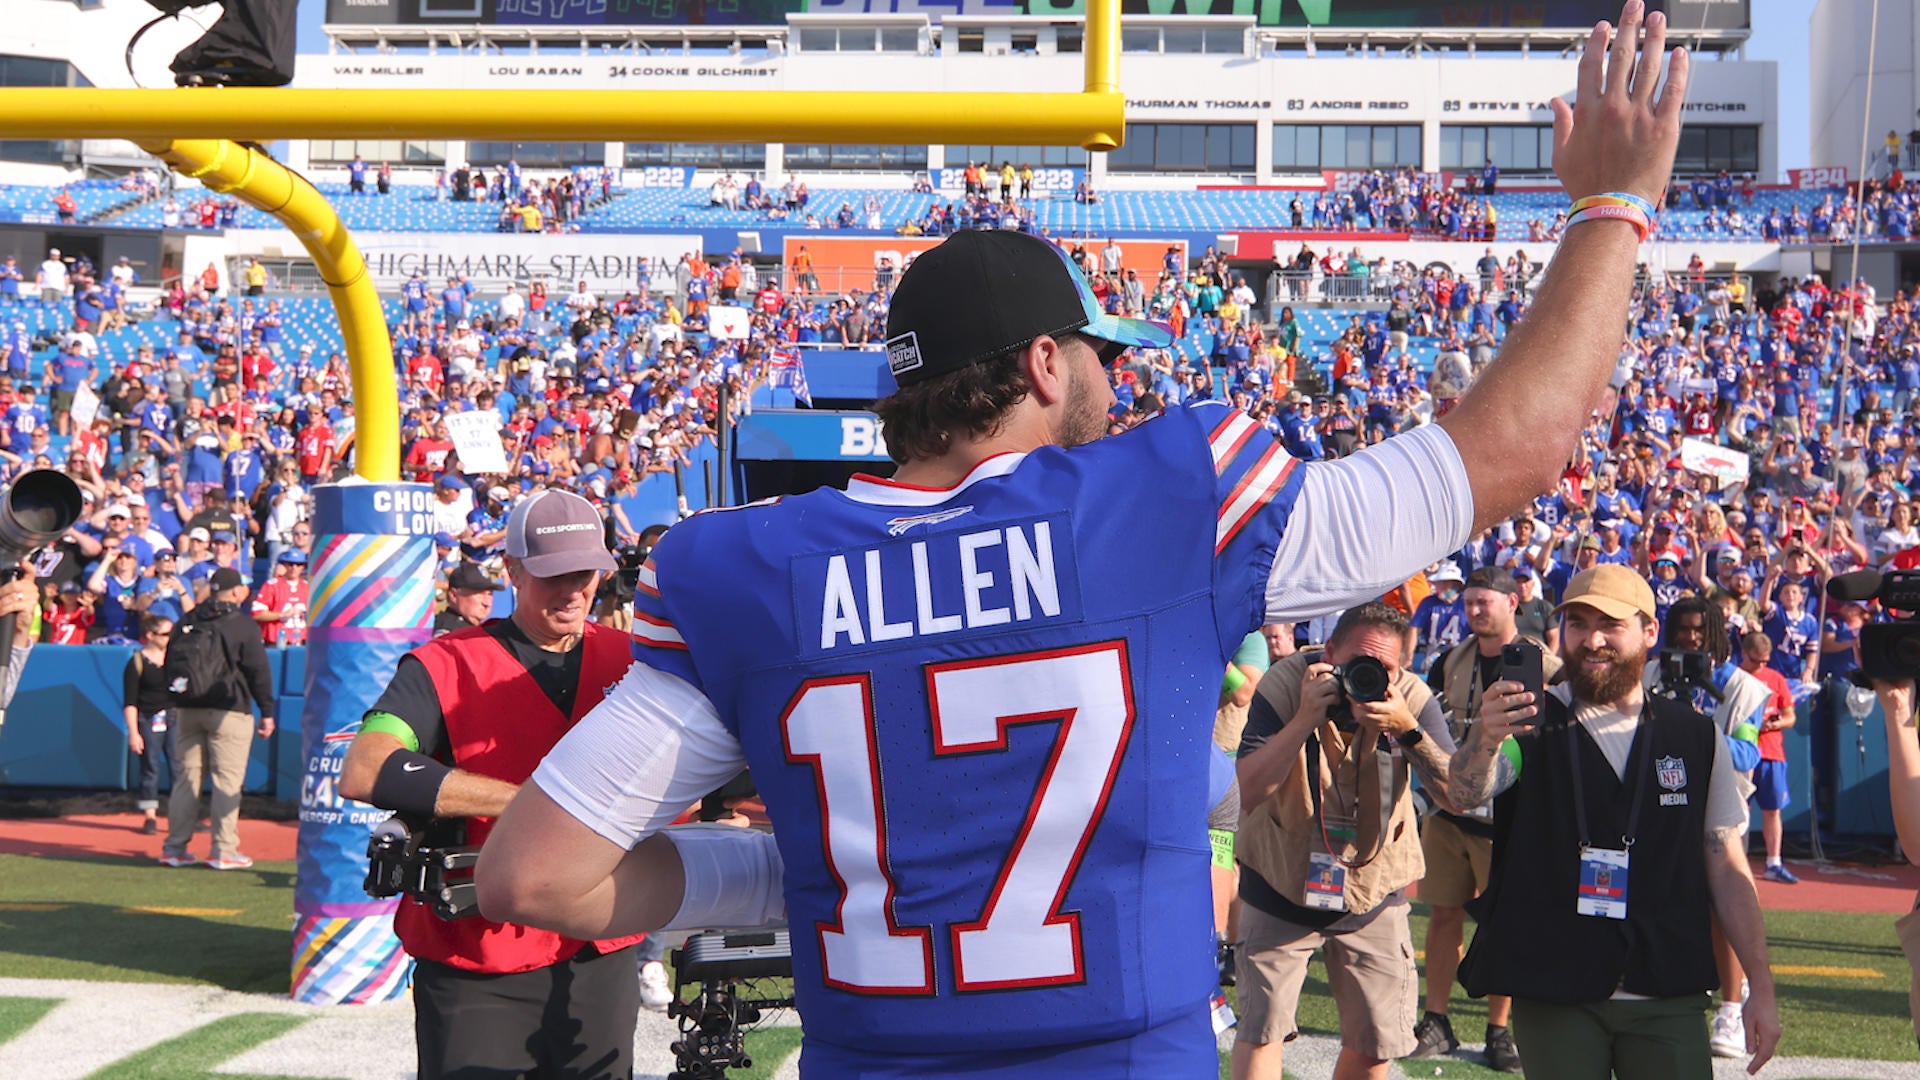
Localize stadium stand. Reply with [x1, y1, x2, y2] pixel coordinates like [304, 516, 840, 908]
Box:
[0, 175, 1879, 243]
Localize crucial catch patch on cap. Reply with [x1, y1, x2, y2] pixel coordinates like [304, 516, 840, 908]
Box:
[887, 332, 924, 376]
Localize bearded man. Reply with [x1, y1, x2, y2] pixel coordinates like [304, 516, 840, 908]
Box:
[1443, 565, 1780, 1079]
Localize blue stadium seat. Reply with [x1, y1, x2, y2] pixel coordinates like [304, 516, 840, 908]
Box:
[0, 178, 1855, 245]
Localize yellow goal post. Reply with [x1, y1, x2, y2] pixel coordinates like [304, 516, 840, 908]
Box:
[0, 0, 1125, 481]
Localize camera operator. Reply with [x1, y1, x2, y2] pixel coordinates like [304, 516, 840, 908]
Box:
[1231, 602, 1459, 1080]
[1412, 567, 1563, 1071]
[0, 564, 36, 708]
[1876, 677, 1920, 1048]
[1450, 566, 1780, 1077]
[339, 490, 646, 1080]
[1650, 595, 1772, 1058]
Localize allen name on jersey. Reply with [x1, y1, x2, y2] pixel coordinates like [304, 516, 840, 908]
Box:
[808, 513, 1077, 653]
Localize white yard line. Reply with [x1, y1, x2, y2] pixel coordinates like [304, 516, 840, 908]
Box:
[0, 977, 772, 1080]
[0, 978, 1909, 1080]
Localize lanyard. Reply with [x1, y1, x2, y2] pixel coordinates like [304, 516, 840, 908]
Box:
[1307, 729, 1397, 869]
[1461, 652, 1505, 733]
[1567, 715, 1655, 852]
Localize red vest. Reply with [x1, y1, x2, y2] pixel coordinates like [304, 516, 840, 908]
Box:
[394, 620, 646, 973]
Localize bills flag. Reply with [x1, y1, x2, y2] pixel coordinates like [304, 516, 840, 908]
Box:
[769, 348, 813, 407]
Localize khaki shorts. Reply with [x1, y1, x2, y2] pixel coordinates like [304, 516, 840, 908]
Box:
[1214, 701, 1249, 754]
[1418, 814, 1493, 908]
[1234, 902, 1417, 1059]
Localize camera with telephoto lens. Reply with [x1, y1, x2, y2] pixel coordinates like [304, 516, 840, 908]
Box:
[1822, 569, 1920, 686]
[1327, 654, 1391, 731]
[0, 470, 82, 659]
[0, 470, 83, 567]
[364, 816, 481, 920]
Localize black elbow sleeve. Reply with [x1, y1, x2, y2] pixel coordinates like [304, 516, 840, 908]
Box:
[369, 750, 452, 819]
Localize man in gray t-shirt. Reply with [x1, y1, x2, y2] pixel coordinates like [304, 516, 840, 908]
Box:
[1511, 567, 1556, 652]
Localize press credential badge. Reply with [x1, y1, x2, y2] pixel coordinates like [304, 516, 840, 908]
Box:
[1577, 846, 1630, 919]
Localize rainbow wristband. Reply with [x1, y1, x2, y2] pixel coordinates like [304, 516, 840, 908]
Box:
[1572, 191, 1658, 218]
[1567, 203, 1653, 242]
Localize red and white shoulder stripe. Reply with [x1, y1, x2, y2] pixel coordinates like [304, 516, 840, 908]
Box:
[1206, 410, 1261, 477]
[1216, 444, 1298, 556]
[631, 610, 687, 651]
[636, 559, 660, 599]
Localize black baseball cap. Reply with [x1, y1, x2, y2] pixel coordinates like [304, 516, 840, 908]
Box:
[1464, 566, 1517, 596]
[883, 231, 1171, 387]
[446, 562, 501, 593]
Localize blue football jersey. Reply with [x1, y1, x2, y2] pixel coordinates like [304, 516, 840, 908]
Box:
[632, 402, 1302, 1070]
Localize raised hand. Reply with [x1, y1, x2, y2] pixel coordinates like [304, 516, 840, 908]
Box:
[1550, 0, 1690, 206]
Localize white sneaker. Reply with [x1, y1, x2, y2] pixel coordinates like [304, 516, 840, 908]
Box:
[638, 960, 673, 1012]
[1710, 1004, 1745, 1059]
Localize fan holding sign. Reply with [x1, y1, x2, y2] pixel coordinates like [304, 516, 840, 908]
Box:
[708, 305, 751, 341]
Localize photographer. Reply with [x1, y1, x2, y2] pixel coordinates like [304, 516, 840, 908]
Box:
[1412, 567, 1563, 1071]
[1231, 602, 1458, 1080]
[338, 491, 646, 1079]
[0, 565, 36, 708]
[1449, 566, 1780, 1077]
[1650, 595, 1773, 1058]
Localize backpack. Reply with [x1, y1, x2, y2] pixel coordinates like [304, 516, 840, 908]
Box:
[163, 607, 232, 706]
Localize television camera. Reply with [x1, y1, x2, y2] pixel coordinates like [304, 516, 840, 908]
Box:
[666, 928, 795, 1080]
[1653, 649, 1722, 703]
[662, 768, 795, 1078]
[363, 816, 481, 920]
[1827, 569, 1920, 685]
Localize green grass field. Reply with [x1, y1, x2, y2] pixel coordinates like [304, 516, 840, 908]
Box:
[1, 850, 1915, 1078]
[1248, 903, 1920, 1077]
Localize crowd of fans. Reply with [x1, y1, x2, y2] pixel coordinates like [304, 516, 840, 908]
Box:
[9, 164, 1920, 1071]
[692, 164, 1103, 234]
[5, 199, 1916, 726]
[0, 242, 805, 648]
[1227, 262, 1911, 736]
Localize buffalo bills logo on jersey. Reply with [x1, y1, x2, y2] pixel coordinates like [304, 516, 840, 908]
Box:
[885, 506, 974, 537]
[886, 332, 924, 376]
[1656, 755, 1688, 791]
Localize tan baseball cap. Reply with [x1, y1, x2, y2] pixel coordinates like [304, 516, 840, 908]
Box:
[1553, 564, 1657, 623]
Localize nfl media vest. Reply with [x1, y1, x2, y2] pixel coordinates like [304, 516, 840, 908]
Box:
[1459, 692, 1719, 1004]
[394, 622, 646, 973]
[1237, 650, 1432, 916]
